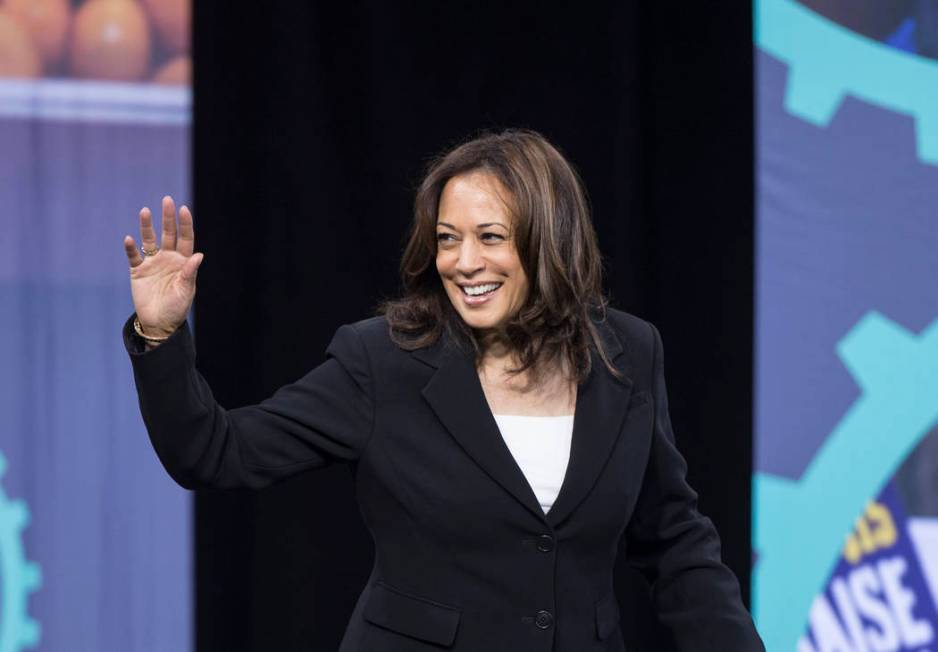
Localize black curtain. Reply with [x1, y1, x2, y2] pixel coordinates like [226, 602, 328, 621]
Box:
[191, 2, 753, 650]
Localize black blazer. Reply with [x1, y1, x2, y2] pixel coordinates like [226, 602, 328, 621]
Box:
[124, 308, 764, 652]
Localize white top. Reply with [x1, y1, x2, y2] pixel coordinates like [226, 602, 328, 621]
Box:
[492, 414, 574, 514]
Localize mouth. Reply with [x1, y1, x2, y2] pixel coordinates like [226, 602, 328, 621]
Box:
[457, 282, 503, 305]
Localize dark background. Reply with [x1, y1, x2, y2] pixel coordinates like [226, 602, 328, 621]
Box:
[191, 2, 753, 650]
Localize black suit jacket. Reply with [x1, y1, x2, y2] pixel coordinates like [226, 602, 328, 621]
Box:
[124, 308, 764, 651]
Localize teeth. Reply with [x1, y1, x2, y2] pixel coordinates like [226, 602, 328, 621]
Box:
[462, 283, 501, 296]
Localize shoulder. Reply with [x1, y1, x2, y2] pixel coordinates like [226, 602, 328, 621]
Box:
[321, 316, 393, 389]
[600, 307, 658, 355]
[327, 315, 390, 355]
[345, 315, 390, 341]
[329, 315, 439, 391]
[328, 315, 408, 366]
[597, 307, 664, 386]
[602, 307, 651, 338]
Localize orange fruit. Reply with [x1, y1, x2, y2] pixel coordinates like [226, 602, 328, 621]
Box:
[141, 0, 189, 55]
[70, 0, 152, 81]
[152, 54, 188, 85]
[0, 10, 41, 78]
[4, 0, 70, 68]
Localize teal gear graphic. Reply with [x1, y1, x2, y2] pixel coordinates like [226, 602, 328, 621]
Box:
[754, 1, 938, 648]
[753, 313, 938, 651]
[756, 0, 938, 165]
[0, 452, 41, 652]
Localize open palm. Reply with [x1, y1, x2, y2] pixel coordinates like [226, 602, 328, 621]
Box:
[123, 195, 204, 338]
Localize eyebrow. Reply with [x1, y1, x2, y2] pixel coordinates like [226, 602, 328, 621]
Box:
[436, 222, 509, 231]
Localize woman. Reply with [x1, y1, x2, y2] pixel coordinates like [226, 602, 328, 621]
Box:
[122, 130, 764, 651]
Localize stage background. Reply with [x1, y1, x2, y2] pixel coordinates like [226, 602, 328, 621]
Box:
[0, 1, 192, 650]
[753, 1, 938, 650]
[191, 2, 754, 651]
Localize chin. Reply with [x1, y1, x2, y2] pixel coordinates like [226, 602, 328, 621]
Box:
[461, 315, 501, 331]
[447, 299, 503, 331]
[459, 308, 513, 333]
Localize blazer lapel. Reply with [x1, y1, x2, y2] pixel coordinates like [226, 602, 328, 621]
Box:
[545, 339, 632, 527]
[415, 317, 633, 527]
[420, 339, 548, 522]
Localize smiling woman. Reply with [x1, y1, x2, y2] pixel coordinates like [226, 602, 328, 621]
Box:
[122, 128, 765, 651]
[380, 130, 618, 392]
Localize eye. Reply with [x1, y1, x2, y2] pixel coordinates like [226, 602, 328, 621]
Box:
[436, 232, 457, 243]
[480, 232, 505, 242]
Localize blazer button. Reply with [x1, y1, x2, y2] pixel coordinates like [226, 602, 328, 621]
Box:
[535, 610, 554, 629]
[536, 534, 554, 552]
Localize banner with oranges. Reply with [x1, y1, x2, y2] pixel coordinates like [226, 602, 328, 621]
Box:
[0, 1, 192, 651]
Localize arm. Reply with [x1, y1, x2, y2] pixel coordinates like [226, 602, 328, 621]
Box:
[124, 315, 374, 490]
[624, 323, 764, 651]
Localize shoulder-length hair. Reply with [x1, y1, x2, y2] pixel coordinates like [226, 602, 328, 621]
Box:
[379, 128, 619, 386]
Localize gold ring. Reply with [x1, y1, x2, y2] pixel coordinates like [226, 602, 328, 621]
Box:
[141, 246, 160, 257]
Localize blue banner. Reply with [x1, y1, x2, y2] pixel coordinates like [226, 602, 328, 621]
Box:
[0, 2, 192, 650]
[753, 1, 938, 650]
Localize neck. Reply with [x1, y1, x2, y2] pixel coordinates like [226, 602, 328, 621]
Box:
[474, 327, 513, 360]
[477, 340, 572, 393]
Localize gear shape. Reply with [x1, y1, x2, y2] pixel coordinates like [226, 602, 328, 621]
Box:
[756, 0, 938, 165]
[0, 452, 41, 652]
[753, 313, 938, 652]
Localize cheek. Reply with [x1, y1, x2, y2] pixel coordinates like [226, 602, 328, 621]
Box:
[504, 256, 526, 287]
[435, 253, 457, 286]
[511, 277, 528, 301]
[511, 269, 530, 302]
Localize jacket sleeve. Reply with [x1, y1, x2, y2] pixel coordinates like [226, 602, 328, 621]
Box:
[123, 314, 375, 490]
[623, 322, 764, 651]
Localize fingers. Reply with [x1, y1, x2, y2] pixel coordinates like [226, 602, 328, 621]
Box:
[161, 195, 177, 251]
[139, 207, 158, 253]
[179, 252, 204, 284]
[124, 235, 144, 267]
[177, 204, 195, 256]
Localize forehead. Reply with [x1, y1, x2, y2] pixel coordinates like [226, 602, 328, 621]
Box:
[437, 171, 512, 227]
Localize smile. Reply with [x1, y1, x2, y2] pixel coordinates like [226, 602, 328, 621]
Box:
[458, 282, 502, 305]
[461, 283, 502, 296]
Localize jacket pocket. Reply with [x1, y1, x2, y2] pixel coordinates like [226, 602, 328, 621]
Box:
[595, 592, 621, 641]
[363, 581, 461, 647]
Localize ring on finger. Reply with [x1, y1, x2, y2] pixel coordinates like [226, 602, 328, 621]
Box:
[141, 246, 160, 257]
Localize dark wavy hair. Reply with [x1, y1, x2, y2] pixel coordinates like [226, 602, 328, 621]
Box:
[379, 128, 619, 386]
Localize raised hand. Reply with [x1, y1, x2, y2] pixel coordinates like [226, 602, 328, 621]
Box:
[123, 195, 204, 339]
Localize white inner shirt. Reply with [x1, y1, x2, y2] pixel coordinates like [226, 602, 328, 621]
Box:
[492, 414, 574, 514]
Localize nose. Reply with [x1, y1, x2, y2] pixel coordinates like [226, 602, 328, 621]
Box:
[455, 239, 484, 276]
